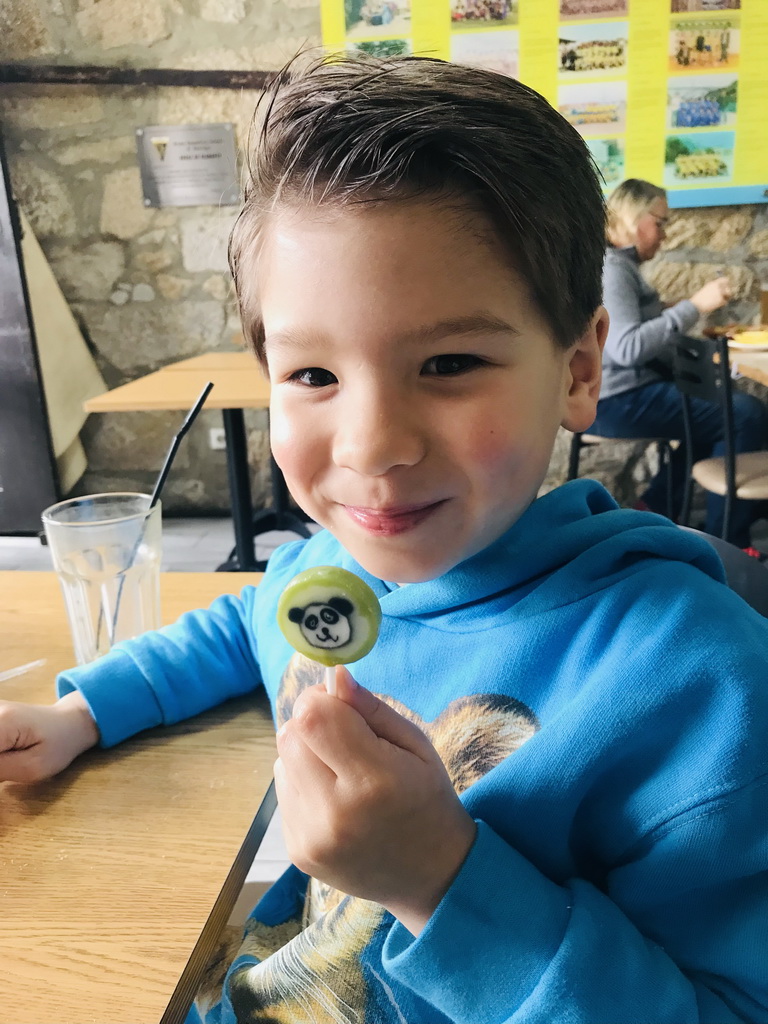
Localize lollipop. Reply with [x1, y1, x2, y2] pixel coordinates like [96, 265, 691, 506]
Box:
[277, 566, 381, 696]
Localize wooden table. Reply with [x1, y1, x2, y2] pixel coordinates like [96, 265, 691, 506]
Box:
[730, 348, 768, 388]
[163, 352, 255, 373]
[84, 353, 310, 572]
[703, 326, 768, 389]
[83, 363, 270, 411]
[0, 571, 276, 1024]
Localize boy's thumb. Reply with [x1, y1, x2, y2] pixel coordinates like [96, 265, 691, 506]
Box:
[332, 666, 432, 757]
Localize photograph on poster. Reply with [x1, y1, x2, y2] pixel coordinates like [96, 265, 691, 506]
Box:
[587, 137, 625, 189]
[664, 130, 735, 186]
[671, 1, 739, 12]
[348, 37, 412, 55]
[559, 22, 628, 76]
[667, 73, 737, 129]
[560, 0, 628, 20]
[320, 0, 764, 209]
[450, 29, 519, 76]
[669, 17, 739, 71]
[345, 0, 412, 39]
[450, 0, 518, 31]
[558, 80, 627, 135]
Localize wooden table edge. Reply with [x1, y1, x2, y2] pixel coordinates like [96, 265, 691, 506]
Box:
[0, 571, 270, 1024]
[83, 368, 271, 413]
[160, 781, 278, 1024]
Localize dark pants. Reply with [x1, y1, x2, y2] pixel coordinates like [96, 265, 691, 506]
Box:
[592, 381, 768, 546]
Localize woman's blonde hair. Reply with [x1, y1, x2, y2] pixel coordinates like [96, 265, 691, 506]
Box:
[606, 178, 666, 247]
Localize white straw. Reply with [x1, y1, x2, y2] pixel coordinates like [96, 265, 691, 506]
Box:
[101, 582, 116, 649]
[325, 664, 336, 697]
[0, 659, 47, 683]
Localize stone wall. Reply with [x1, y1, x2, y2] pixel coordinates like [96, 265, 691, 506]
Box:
[0, 0, 318, 514]
[2, 0, 767, 515]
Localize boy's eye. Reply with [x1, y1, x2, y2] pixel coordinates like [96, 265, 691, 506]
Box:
[289, 367, 338, 388]
[422, 354, 484, 376]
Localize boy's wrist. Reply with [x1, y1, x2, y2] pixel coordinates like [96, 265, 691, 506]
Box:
[54, 690, 100, 754]
[382, 815, 477, 937]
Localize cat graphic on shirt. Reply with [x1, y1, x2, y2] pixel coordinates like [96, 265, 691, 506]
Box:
[196, 652, 539, 1024]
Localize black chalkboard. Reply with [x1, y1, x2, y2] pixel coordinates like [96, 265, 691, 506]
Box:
[0, 129, 58, 533]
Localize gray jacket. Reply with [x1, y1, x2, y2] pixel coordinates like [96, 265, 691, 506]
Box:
[600, 246, 699, 400]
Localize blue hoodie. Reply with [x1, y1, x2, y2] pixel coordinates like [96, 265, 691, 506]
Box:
[57, 481, 768, 1024]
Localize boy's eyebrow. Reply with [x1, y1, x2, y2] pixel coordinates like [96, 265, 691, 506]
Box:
[403, 314, 521, 344]
[265, 313, 520, 351]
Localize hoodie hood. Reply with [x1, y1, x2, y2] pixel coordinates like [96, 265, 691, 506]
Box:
[299, 480, 726, 631]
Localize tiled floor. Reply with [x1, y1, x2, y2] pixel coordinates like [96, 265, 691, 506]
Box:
[0, 518, 318, 572]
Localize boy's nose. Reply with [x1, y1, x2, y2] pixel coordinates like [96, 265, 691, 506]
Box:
[332, 391, 425, 476]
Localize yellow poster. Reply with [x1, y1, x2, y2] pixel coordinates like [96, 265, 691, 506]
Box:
[321, 0, 767, 208]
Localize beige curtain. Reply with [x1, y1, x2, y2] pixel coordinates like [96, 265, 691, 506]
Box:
[19, 211, 106, 494]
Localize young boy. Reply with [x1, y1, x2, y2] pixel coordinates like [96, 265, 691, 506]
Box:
[2, 56, 767, 1024]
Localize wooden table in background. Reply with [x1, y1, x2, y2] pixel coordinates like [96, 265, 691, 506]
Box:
[84, 353, 310, 572]
[164, 351, 255, 373]
[730, 348, 768, 389]
[0, 571, 275, 1024]
[704, 326, 768, 389]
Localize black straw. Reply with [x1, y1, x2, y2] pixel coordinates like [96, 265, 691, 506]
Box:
[97, 381, 214, 652]
[150, 382, 214, 507]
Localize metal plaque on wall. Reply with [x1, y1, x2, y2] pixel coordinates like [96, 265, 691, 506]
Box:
[136, 123, 239, 208]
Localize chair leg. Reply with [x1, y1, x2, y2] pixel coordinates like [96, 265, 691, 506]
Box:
[722, 488, 733, 543]
[567, 432, 582, 481]
[679, 467, 693, 528]
[658, 441, 675, 521]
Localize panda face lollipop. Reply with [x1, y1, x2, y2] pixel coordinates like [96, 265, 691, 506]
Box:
[289, 597, 353, 651]
[277, 566, 381, 668]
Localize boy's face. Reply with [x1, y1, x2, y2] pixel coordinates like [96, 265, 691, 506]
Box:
[260, 200, 605, 584]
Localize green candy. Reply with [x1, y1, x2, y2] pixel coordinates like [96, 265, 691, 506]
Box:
[277, 566, 382, 667]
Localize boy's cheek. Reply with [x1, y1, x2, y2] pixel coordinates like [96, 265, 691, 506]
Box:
[464, 424, 532, 471]
[268, 404, 294, 456]
[270, 433, 328, 521]
[270, 437, 309, 500]
[270, 416, 312, 477]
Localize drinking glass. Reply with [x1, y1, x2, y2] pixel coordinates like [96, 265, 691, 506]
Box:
[41, 492, 162, 664]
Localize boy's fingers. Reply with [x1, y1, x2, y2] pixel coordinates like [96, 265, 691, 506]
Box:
[273, 756, 301, 805]
[0, 750, 45, 784]
[346, 681, 433, 760]
[277, 718, 338, 787]
[296, 669, 434, 769]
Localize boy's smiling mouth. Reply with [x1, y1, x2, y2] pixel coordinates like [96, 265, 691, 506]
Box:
[342, 501, 447, 536]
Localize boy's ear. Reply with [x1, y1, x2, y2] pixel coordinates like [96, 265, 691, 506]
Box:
[560, 306, 608, 433]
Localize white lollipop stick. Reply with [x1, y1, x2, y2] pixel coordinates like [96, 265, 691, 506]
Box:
[325, 664, 337, 697]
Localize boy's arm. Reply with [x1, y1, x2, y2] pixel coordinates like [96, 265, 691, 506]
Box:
[377, 590, 768, 1024]
[0, 691, 100, 783]
[56, 587, 262, 748]
[383, 802, 767, 1024]
[272, 666, 767, 1023]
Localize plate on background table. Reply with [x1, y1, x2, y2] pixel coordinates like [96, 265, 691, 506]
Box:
[728, 331, 768, 351]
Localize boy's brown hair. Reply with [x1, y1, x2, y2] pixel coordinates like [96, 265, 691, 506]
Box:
[229, 54, 606, 363]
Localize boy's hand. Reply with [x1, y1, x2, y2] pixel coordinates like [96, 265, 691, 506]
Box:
[274, 668, 477, 937]
[0, 692, 100, 783]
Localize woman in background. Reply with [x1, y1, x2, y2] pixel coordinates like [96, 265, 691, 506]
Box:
[592, 177, 767, 549]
